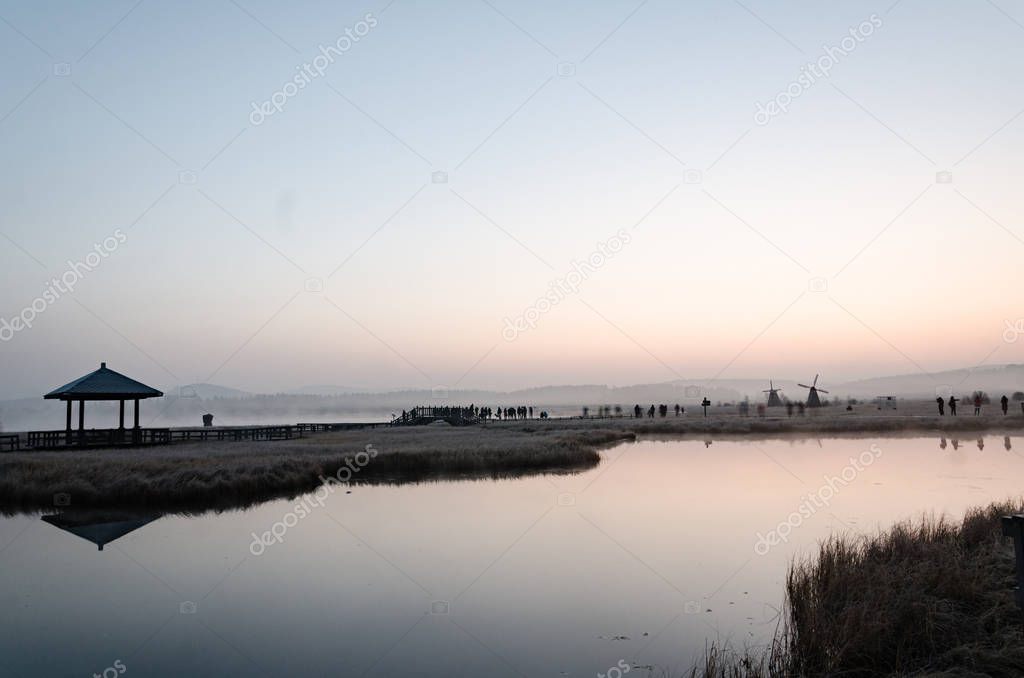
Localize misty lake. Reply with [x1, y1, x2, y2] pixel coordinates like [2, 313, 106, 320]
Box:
[2, 434, 1022, 677]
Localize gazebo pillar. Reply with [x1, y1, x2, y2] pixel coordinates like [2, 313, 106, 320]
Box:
[65, 400, 72, 444]
[133, 398, 140, 443]
[77, 399, 85, 445]
[119, 400, 125, 430]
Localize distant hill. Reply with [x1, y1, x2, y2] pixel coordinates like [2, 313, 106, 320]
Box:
[834, 364, 1024, 399]
[286, 385, 371, 396]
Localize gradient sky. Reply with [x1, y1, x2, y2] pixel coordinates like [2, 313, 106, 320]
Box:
[2, 0, 1024, 398]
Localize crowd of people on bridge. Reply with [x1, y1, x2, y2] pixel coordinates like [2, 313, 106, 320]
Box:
[396, 405, 543, 423]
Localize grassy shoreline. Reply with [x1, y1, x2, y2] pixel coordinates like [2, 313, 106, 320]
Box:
[687, 500, 1024, 677]
[3, 411, 1024, 513]
[0, 424, 629, 513]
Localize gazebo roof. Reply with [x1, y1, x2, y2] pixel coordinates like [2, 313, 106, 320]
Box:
[44, 362, 163, 401]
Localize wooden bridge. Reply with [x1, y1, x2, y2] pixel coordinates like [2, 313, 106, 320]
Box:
[391, 406, 481, 427]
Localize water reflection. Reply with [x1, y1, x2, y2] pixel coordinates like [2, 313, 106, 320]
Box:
[2, 435, 1024, 677]
[41, 510, 161, 551]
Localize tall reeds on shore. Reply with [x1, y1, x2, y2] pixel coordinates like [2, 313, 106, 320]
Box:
[686, 500, 1024, 677]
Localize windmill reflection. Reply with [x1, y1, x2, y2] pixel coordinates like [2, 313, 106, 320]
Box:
[41, 510, 161, 551]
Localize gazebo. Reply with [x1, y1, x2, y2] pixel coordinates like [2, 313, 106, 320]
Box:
[43, 362, 164, 445]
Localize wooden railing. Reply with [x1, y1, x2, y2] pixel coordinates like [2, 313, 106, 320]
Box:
[26, 428, 172, 449]
[0, 434, 19, 452]
[296, 422, 389, 433]
[19, 421, 389, 451]
[169, 426, 304, 442]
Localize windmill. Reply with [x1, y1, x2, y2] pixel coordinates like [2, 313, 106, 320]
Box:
[763, 380, 784, 407]
[798, 374, 829, 408]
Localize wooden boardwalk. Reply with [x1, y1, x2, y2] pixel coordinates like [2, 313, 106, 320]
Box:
[10, 421, 393, 451]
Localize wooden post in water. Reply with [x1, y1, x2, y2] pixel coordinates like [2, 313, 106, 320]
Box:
[1002, 514, 1024, 609]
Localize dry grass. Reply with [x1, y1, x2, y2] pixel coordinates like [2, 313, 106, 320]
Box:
[3, 406, 1022, 512]
[0, 424, 626, 512]
[685, 500, 1024, 677]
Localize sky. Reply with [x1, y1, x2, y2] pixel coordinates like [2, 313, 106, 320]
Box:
[2, 0, 1024, 399]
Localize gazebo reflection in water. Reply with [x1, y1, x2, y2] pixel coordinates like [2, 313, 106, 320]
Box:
[41, 510, 161, 551]
[29, 362, 170, 448]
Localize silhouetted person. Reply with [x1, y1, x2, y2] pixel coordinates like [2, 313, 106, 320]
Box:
[936, 397, 944, 416]
[948, 396, 957, 416]
[973, 394, 982, 416]
[786, 401, 794, 417]
[674, 404, 680, 416]
[634, 404, 641, 418]
[1001, 395, 1009, 415]
[528, 406, 533, 418]
[647, 405, 655, 418]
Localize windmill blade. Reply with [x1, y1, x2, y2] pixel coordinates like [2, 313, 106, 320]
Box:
[818, 388, 830, 394]
[798, 384, 811, 389]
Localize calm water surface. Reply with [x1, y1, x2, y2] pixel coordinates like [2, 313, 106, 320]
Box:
[2, 434, 1022, 677]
